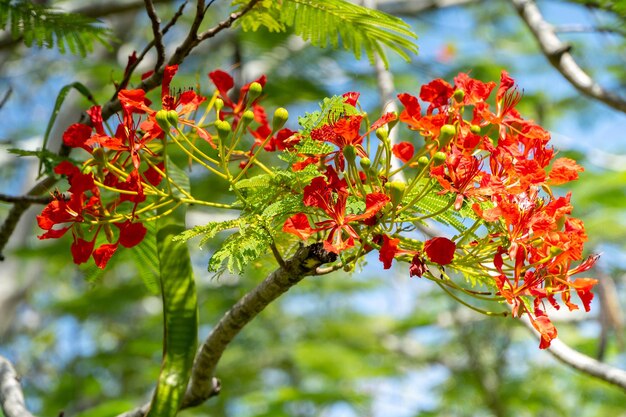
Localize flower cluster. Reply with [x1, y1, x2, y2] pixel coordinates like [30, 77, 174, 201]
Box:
[38, 65, 596, 348]
[281, 72, 597, 349]
[38, 65, 212, 268]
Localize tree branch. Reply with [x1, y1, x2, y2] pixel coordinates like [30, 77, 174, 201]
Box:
[0, 355, 36, 417]
[115, 243, 336, 417]
[182, 243, 336, 407]
[510, 0, 626, 113]
[520, 314, 626, 391]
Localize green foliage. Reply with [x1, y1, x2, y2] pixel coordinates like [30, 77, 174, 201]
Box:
[174, 218, 241, 246]
[569, 0, 626, 18]
[208, 216, 274, 275]
[298, 95, 360, 133]
[147, 159, 198, 417]
[233, 0, 418, 67]
[39, 82, 97, 177]
[132, 219, 161, 295]
[7, 148, 75, 176]
[0, 0, 113, 56]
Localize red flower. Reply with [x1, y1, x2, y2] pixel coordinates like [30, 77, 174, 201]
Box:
[409, 254, 427, 277]
[379, 234, 400, 269]
[284, 171, 389, 253]
[310, 113, 396, 169]
[548, 157, 584, 185]
[392, 142, 415, 163]
[424, 237, 456, 265]
[420, 78, 454, 114]
[283, 213, 315, 241]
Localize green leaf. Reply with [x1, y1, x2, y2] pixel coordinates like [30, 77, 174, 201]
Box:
[1, 1, 113, 56]
[173, 218, 240, 246]
[234, 0, 418, 68]
[208, 217, 273, 275]
[39, 82, 97, 177]
[146, 159, 198, 417]
[131, 219, 161, 295]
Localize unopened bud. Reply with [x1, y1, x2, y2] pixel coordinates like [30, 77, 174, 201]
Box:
[453, 89, 465, 103]
[272, 107, 289, 131]
[386, 181, 406, 206]
[470, 124, 481, 134]
[417, 155, 429, 168]
[215, 120, 231, 141]
[376, 127, 389, 142]
[360, 157, 371, 170]
[241, 110, 255, 127]
[439, 124, 456, 147]
[155, 109, 171, 131]
[343, 144, 357, 163]
[166, 110, 179, 126]
[433, 151, 447, 166]
[92, 147, 106, 163]
[214, 98, 224, 112]
[247, 82, 263, 102]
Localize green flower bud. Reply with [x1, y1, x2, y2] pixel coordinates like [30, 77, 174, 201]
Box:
[388, 111, 399, 130]
[386, 181, 406, 206]
[417, 155, 429, 168]
[433, 151, 447, 166]
[453, 89, 465, 103]
[376, 127, 389, 142]
[360, 157, 371, 170]
[438, 124, 456, 148]
[272, 107, 289, 131]
[343, 144, 357, 163]
[92, 147, 106, 164]
[470, 124, 481, 134]
[166, 109, 179, 126]
[155, 109, 171, 131]
[216, 120, 232, 141]
[549, 246, 562, 257]
[214, 98, 224, 112]
[247, 82, 263, 102]
[241, 110, 255, 127]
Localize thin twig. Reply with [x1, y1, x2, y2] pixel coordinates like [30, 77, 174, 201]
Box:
[519, 314, 626, 391]
[0, 355, 36, 417]
[0, 193, 67, 205]
[510, 0, 626, 113]
[144, 0, 166, 72]
[112, 1, 188, 97]
[0, 88, 12, 111]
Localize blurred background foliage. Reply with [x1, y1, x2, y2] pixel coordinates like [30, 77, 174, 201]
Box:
[1, 1, 625, 416]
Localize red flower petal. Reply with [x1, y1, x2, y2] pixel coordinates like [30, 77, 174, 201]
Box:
[162, 65, 179, 98]
[419, 79, 454, 112]
[392, 142, 414, 163]
[379, 234, 399, 269]
[531, 310, 558, 349]
[283, 213, 314, 240]
[93, 243, 118, 269]
[409, 254, 427, 277]
[424, 237, 456, 265]
[548, 157, 584, 185]
[116, 221, 147, 248]
[342, 91, 360, 106]
[63, 123, 93, 151]
[71, 238, 94, 264]
[143, 162, 165, 186]
[209, 70, 234, 96]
